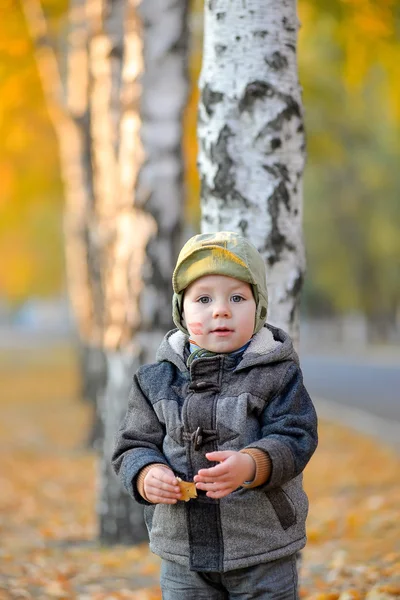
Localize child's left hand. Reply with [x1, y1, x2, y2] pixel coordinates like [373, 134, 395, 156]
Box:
[194, 451, 256, 499]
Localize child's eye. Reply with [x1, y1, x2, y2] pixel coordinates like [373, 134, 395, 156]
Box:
[231, 295, 244, 303]
[198, 296, 211, 304]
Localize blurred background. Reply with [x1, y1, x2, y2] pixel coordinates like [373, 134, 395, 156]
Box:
[0, 2, 399, 595]
[0, 0, 399, 420]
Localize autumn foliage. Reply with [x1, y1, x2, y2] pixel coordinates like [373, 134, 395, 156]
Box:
[0, 344, 399, 599]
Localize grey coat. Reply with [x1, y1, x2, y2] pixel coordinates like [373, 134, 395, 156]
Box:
[112, 324, 318, 572]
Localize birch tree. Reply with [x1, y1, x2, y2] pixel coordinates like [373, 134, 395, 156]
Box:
[66, 0, 107, 448]
[198, 0, 306, 343]
[87, 0, 189, 543]
[21, 0, 107, 448]
[21, 0, 94, 338]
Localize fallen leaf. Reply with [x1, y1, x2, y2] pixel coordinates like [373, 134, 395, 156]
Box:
[176, 477, 197, 502]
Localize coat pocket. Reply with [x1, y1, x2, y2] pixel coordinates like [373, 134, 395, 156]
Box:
[266, 488, 296, 530]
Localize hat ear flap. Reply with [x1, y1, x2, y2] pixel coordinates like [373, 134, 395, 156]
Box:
[253, 291, 268, 334]
[172, 292, 189, 334]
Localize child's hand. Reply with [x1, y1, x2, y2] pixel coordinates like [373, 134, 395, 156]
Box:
[143, 466, 182, 504]
[194, 451, 256, 499]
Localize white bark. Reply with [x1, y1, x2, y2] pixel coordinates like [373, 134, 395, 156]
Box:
[138, 0, 190, 338]
[198, 0, 306, 343]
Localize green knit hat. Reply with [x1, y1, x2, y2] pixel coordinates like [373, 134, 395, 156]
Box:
[172, 231, 268, 335]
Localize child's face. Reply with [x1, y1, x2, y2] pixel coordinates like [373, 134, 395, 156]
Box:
[182, 274, 256, 353]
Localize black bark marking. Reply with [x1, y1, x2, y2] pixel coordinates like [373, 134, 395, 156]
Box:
[238, 220, 248, 236]
[262, 163, 290, 182]
[261, 163, 290, 182]
[211, 125, 234, 190]
[208, 0, 216, 10]
[197, 108, 206, 127]
[264, 182, 295, 265]
[253, 89, 303, 153]
[170, 33, 190, 54]
[285, 43, 296, 52]
[271, 138, 282, 150]
[235, 35, 241, 41]
[216, 12, 225, 20]
[215, 44, 227, 56]
[239, 81, 275, 113]
[203, 125, 251, 209]
[264, 51, 288, 71]
[289, 272, 304, 324]
[273, 180, 290, 212]
[282, 16, 296, 33]
[201, 84, 224, 117]
[254, 30, 268, 38]
[262, 165, 275, 177]
[290, 271, 304, 297]
[240, 82, 301, 135]
[276, 163, 290, 182]
[110, 45, 123, 60]
[268, 98, 301, 131]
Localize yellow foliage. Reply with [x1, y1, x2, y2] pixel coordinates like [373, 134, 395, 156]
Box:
[299, 0, 400, 123]
[0, 233, 35, 301]
[0, 0, 66, 303]
[183, 47, 202, 227]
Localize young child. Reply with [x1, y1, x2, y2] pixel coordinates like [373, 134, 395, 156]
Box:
[112, 231, 318, 600]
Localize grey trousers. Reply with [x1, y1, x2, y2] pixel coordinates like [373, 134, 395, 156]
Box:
[160, 555, 299, 600]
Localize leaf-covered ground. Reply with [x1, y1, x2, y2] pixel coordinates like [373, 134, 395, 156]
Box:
[0, 343, 399, 599]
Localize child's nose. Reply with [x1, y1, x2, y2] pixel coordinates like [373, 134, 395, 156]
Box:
[213, 301, 231, 318]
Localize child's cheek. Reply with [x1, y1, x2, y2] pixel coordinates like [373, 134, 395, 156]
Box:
[188, 322, 203, 335]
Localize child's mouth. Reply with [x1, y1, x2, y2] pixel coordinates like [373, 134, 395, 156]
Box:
[211, 327, 233, 336]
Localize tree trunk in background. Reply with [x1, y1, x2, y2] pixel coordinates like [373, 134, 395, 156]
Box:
[137, 0, 190, 344]
[198, 0, 306, 343]
[21, 0, 96, 342]
[88, 0, 146, 545]
[88, 0, 189, 544]
[66, 0, 106, 450]
[22, 0, 107, 449]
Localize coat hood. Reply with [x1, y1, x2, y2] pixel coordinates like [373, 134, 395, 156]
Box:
[156, 324, 299, 372]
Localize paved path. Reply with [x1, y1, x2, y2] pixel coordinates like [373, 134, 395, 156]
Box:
[301, 353, 400, 423]
[300, 350, 400, 452]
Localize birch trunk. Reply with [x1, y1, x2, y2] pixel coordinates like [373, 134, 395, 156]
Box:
[137, 0, 190, 340]
[21, 0, 97, 343]
[89, 0, 189, 544]
[66, 0, 107, 449]
[88, 0, 147, 545]
[22, 0, 107, 446]
[198, 0, 306, 343]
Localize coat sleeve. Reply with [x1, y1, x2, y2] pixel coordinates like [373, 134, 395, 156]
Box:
[111, 370, 169, 505]
[244, 362, 318, 490]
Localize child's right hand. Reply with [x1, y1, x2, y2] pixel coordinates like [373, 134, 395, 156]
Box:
[143, 466, 182, 504]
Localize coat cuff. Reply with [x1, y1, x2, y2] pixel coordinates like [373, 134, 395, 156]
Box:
[239, 448, 272, 488]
